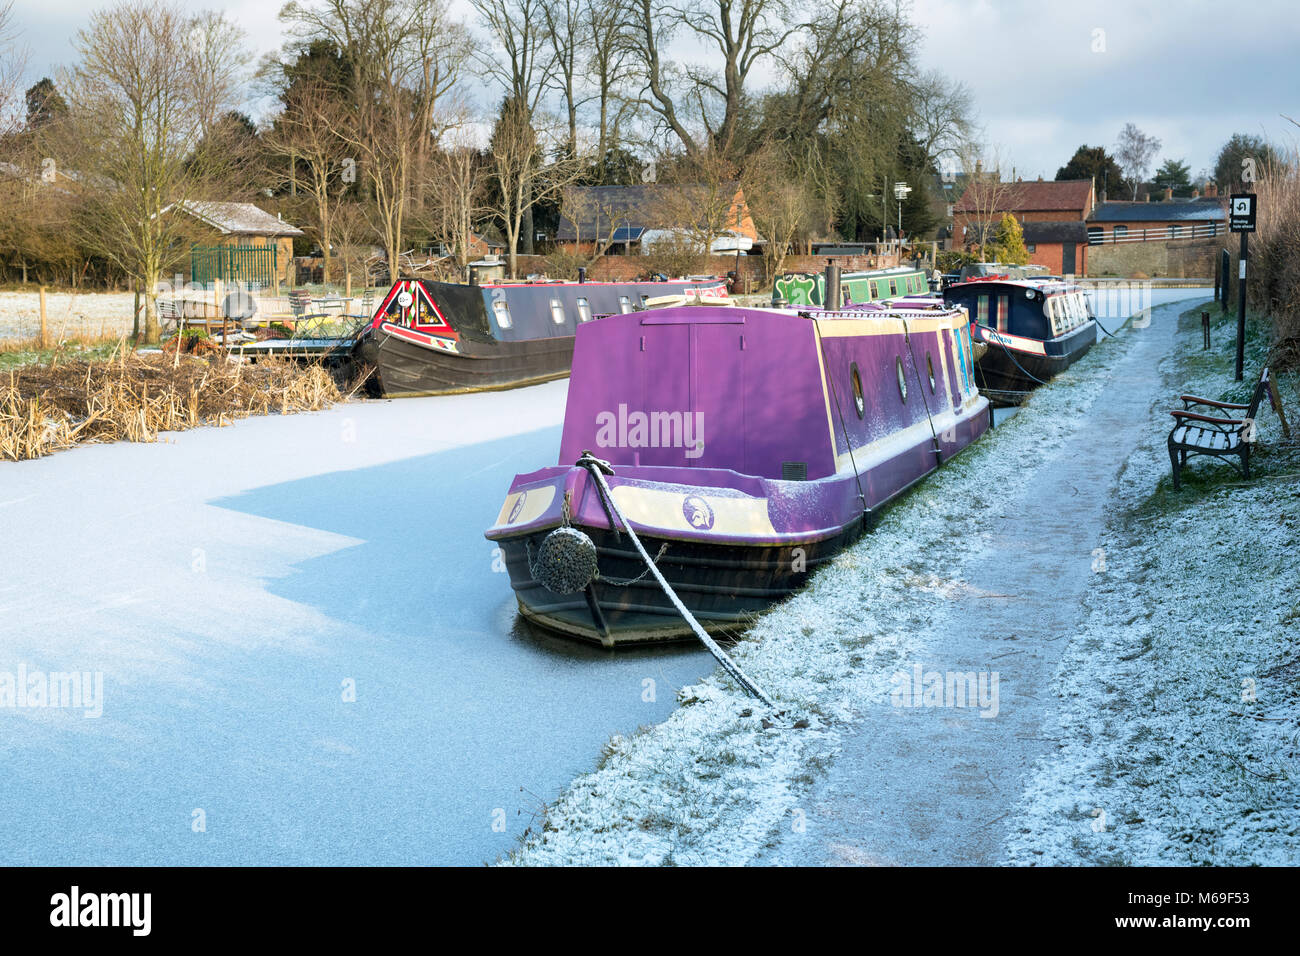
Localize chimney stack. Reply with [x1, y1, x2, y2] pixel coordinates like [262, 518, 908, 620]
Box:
[1163, 186, 1173, 201]
[1204, 182, 1218, 199]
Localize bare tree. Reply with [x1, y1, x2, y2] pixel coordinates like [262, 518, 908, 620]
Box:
[281, 0, 474, 283]
[910, 69, 974, 166]
[953, 144, 1015, 254]
[430, 126, 492, 270]
[265, 71, 350, 284]
[59, 0, 249, 342]
[586, 0, 634, 161]
[489, 100, 585, 276]
[0, 1, 25, 136]
[471, 0, 551, 115]
[648, 148, 746, 254]
[625, 0, 796, 156]
[1115, 122, 1161, 200]
[744, 143, 812, 280]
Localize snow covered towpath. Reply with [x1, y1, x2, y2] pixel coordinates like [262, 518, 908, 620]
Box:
[763, 305, 1184, 865]
[508, 295, 1211, 866]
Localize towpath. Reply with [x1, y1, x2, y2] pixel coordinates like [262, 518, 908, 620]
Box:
[762, 297, 1187, 865]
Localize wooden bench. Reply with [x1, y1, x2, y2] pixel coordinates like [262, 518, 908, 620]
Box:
[1168, 367, 1284, 489]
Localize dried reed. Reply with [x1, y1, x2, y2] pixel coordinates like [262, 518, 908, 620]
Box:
[1, 351, 341, 462]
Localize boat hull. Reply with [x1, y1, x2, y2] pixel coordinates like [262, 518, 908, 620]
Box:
[498, 521, 867, 645]
[355, 323, 574, 397]
[972, 322, 1095, 399]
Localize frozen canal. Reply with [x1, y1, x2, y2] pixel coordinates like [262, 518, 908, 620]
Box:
[0, 381, 711, 865]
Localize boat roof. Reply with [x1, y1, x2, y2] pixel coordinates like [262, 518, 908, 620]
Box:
[949, 276, 1079, 294]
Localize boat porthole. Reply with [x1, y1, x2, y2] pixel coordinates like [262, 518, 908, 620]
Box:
[850, 363, 865, 418]
[926, 353, 936, 393]
[896, 358, 908, 402]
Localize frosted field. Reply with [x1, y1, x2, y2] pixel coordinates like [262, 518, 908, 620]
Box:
[0, 291, 138, 341]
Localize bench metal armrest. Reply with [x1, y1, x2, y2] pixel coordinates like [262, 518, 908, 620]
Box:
[1170, 409, 1247, 428]
[1179, 394, 1250, 410]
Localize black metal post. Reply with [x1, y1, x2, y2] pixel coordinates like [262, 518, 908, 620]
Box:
[1201, 311, 1210, 349]
[1235, 232, 1247, 381]
[1221, 249, 1230, 312]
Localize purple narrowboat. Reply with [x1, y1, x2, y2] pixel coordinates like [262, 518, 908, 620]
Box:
[484, 301, 991, 645]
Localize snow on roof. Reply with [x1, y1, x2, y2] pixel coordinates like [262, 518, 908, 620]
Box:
[173, 201, 305, 236]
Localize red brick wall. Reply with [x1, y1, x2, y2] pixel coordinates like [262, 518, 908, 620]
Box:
[1023, 242, 1088, 275]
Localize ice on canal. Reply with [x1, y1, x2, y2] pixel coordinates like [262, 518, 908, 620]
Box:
[0, 380, 711, 865]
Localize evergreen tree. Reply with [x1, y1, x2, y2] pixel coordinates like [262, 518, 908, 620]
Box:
[987, 213, 1029, 265]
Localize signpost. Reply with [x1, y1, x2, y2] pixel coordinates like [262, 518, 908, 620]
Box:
[1228, 193, 1256, 381]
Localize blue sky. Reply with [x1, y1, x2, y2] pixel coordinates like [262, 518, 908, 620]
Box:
[11, 0, 1300, 180]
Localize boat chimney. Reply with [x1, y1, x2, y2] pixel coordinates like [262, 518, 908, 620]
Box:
[577, 266, 587, 284]
[824, 259, 842, 310]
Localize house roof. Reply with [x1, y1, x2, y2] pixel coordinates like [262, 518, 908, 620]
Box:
[953, 179, 1094, 215]
[173, 201, 305, 236]
[1088, 199, 1226, 223]
[1021, 221, 1089, 244]
[556, 183, 753, 242]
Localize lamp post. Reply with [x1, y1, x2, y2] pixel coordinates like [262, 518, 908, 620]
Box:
[893, 182, 912, 243]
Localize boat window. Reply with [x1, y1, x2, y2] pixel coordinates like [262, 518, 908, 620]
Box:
[550, 298, 566, 324]
[926, 353, 936, 393]
[618, 295, 632, 313]
[576, 296, 592, 323]
[869, 282, 879, 298]
[896, 358, 908, 402]
[851, 363, 865, 418]
[976, 295, 990, 326]
[492, 297, 512, 329]
[996, 295, 1009, 332]
[888, 279, 898, 296]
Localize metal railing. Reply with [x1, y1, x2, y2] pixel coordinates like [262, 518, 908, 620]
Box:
[1087, 222, 1224, 245]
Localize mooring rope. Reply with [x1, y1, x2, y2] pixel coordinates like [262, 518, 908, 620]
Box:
[812, 319, 870, 523]
[981, 327, 1050, 386]
[576, 452, 776, 708]
[903, 320, 943, 464]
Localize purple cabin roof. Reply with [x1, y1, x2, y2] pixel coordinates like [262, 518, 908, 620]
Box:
[559, 308, 837, 480]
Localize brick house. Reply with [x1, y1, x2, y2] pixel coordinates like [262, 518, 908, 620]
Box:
[953, 178, 1096, 274]
[1085, 189, 1227, 245]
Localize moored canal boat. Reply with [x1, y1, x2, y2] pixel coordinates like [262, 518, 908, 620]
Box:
[484, 300, 990, 645]
[355, 276, 728, 397]
[773, 265, 930, 307]
[943, 276, 1095, 399]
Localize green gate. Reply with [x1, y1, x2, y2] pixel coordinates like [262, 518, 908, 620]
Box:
[190, 245, 278, 287]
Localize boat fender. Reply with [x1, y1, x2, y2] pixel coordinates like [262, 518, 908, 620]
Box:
[531, 526, 598, 594]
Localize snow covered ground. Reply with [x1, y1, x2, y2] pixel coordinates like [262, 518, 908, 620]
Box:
[506, 294, 1221, 866]
[1002, 305, 1300, 865]
[0, 291, 138, 342]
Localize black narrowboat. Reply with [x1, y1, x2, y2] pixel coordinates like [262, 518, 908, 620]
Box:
[943, 277, 1096, 399]
[354, 277, 727, 397]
